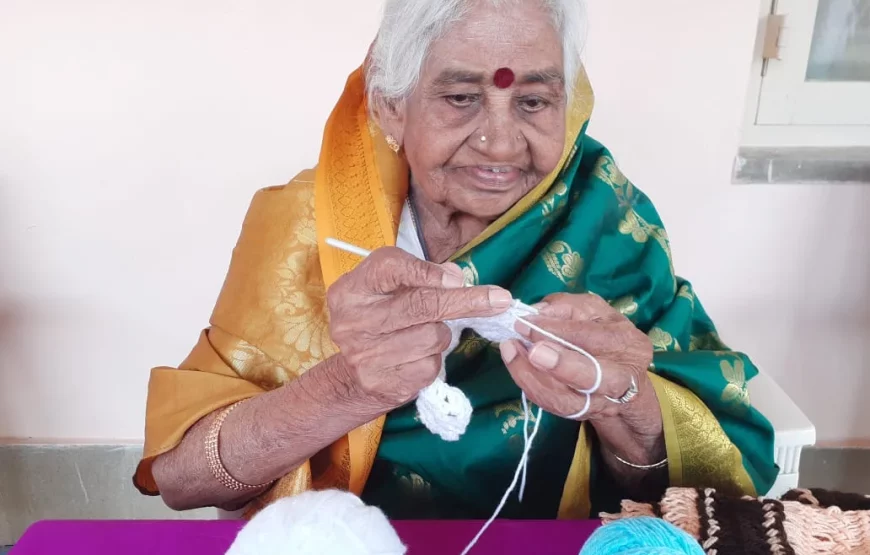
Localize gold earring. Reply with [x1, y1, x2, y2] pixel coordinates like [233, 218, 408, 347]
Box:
[385, 135, 400, 153]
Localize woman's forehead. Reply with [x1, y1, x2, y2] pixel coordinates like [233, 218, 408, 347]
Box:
[422, 2, 563, 82]
[421, 48, 564, 90]
[425, 66, 565, 90]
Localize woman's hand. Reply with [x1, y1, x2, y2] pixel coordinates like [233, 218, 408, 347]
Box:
[327, 247, 513, 408]
[500, 293, 665, 469]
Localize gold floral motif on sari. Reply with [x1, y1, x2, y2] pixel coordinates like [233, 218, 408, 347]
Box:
[720, 356, 751, 413]
[593, 155, 635, 212]
[618, 211, 676, 283]
[227, 337, 294, 389]
[676, 284, 695, 306]
[689, 331, 728, 352]
[397, 470, 432, 497]
[270, 187, 337, 373]
[649, 326, 681, 352]
[593, 156, 676, 289]
[541, 181, 569, 226]
[542, 241, 582, 288]
[454, 253, 480, 286]
[493, 400, 538, 435]
[453, 332, 490, 358]
[610, 295, 638, 317]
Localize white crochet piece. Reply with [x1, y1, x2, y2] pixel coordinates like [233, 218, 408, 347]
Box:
[416, 301, 538, 441]
[392, 201, 540, 441]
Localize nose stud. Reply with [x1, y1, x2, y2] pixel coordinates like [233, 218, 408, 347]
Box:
[479, 135, 524, 143]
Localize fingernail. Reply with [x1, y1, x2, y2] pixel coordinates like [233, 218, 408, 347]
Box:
[488, 288, 513, 308]
[441, 264, 464, 288]
[500, 341, 517, 364]
[442, 262, 463, 277]
[514, 320, 531, 337]
[532, 302, 549, 314]
[530, 344, 559, 370]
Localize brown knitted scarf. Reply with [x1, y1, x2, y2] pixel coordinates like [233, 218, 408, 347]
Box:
[601, 488, 870, 554]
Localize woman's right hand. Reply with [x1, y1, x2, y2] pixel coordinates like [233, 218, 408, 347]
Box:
[326, 247, 513, 407]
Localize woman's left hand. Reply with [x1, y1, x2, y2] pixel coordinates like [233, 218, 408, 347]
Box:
[500, 292, 664, 465]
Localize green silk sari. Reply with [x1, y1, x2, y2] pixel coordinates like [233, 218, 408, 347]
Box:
[362, 131, 778, 519]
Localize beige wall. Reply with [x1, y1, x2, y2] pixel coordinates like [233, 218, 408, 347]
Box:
[0, 0, 867, 444]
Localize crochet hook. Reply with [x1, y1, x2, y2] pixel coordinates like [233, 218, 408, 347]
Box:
[326, 237, 476, 287]
[325, 238, 373, 259]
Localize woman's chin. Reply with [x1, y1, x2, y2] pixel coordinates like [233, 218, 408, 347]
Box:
[451, 189, 528, 221]
[440, 174, 534, 217]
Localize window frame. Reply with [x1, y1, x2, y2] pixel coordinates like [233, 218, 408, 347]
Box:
[740, 0, 870, 148]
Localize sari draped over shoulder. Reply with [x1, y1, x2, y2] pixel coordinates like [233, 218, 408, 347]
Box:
[134, 63, 778, 518]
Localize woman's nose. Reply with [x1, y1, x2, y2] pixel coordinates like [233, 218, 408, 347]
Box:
[471, 102, 525, 160]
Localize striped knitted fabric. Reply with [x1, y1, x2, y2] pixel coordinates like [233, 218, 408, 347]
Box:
[601, 488, 870, 555]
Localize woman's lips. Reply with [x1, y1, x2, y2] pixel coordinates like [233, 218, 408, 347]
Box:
[462, 165, 524, 190]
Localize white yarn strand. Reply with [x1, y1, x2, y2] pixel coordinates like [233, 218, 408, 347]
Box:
[459, 395, 544, 555]
[514, 315, 602, 420]
[460, 311, 603, 554]
[518, 392, 531, 502]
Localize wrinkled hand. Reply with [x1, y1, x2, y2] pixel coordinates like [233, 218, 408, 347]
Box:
[500, 293, 663, 453]
[327, 247, 513, 407]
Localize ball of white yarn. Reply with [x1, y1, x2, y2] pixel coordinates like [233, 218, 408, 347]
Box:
[225, 489, 407, 555]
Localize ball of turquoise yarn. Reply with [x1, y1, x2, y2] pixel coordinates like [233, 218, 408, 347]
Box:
[579, 517, 704, 555]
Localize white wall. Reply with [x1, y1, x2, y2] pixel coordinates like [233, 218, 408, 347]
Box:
[1, 0, 867, 444]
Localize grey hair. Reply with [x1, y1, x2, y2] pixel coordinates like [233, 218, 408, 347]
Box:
[366, 0, 586, 104]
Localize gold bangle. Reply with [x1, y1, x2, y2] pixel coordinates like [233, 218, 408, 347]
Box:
[205, 401, 272, 491]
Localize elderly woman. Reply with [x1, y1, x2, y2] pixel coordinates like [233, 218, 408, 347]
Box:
[134, 0, 777, 520]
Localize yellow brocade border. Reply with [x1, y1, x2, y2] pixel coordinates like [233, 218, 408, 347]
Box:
[557, 422, 593, 519]
[648, 373, 755, 497]
[315, 67, 408, 288]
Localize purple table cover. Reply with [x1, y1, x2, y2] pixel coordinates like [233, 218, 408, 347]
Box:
[11, 519, 601, 554]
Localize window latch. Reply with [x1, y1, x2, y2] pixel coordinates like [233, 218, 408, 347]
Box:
[763, 14, 786, 61]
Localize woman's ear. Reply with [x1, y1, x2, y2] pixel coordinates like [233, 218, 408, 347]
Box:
[371, 93, 407, 146]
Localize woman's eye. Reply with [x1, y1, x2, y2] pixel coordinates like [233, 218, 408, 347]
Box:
[519, 97, 549, 113]
[446, 94, 478, 108]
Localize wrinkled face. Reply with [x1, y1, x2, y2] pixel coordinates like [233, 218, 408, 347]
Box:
[380, 0, 567, 220]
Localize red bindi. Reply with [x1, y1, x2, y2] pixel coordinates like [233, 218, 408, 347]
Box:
[493, 67, 515, 89]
